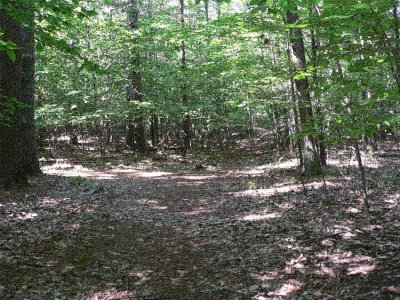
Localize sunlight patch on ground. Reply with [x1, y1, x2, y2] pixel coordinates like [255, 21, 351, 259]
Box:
[384, 193, 400, 209]
[129, 269, 153, 285]
[347, 264, 376, 275]
[184, 208, 213, 216]
[136, 199, 168, 211]
[284, 254, 307, 274]
[238, 212, 281, 221]
[252, 271, 278, 282]
[329, 224, 359, 240]
[345, 207, 361, 214]
[327, 156, 382, 169]
[232, 159, 299, 175]
[16, 212, 38, 220]
[43, 163, 118, 179]
[42, 161, 174, 179]
[317, 250, 374, 266]
[132, 171, 172, 178]
[39, 196, 66, 207]
[268, 279, 303, 296]
[171, 175, 218, 180]
[314, 263, 335, 277]
[233, 181, 337, 198]
[361, 224, 383, 231]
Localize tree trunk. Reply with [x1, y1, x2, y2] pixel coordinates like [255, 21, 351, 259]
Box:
[286, 4, 321, 176]
[0, 4, 39, 188]
[180, 0, 191, 156]
[204, 1, 209, 23]
[353, 139, 370, 211]
[127, 0, 146, 153]
[150, 113, 159, 147]
[392, 0, 400, 91]
[309, 7, 327, 166]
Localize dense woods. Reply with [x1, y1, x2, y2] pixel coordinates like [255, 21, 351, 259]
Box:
[3, 0, 399, 175]
[0, 0, 399, 299]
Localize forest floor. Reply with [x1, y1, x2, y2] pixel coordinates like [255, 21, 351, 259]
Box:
[0, 138, 400, 299]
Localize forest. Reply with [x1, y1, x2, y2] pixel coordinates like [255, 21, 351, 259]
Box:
[0, 0, 399, 299]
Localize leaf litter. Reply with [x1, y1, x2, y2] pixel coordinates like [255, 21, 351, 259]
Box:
[0, 146, 399, 299]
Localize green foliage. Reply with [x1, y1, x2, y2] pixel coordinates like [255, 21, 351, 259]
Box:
[31, 0, 399, 153]
[0, 97, 29, 126]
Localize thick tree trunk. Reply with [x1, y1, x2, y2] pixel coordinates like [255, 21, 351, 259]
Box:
[0, 5, 39, 188]
[19, 23, 40, 175]
[286, 5, 321, 176]
[127, 0, 146, 153]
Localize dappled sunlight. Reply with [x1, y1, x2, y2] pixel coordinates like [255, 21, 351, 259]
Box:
[233, 180, 338, 198]
[70, 223, 82, 229]
[130, 170, 173, 178]
[252, 271, 278, 282]
[136, 199, 168, 211]
[347, 264, 376, 275]
[238, 212, 282, 221]
[43, 162, 118, 179]
[16, 212, 38, 220]
[327, 153, 382, 169]
[170, 175, 219, 181]
[361, 224, 383, 231]
[86, 289, 135, 300]
[42, 160, 177, 180]
[314, 263, 336, 277]
[236, 159, 299, 176]
[278, 237, 303, 252]
[129, 269, 153, 285]
[345, 207, 361, 214]
[269, 279, 303, 297]
[39, 196, 67, 207]
[330, 224, 359, 240]
[284, 254, 307, 274]
[176, 180, 206, 187]
[383, 193, 400, 209]
[317, 250, 374, 267]
[184, 208, 213, 216]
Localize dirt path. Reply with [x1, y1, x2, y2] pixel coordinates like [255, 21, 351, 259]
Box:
[0, 151, 399, 299]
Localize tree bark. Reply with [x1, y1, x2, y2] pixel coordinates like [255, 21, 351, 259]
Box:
[392, 0, 400, 91]
[309, 6, 327, 166]
[150, 113, 159, 147]
[127, 0, 146, 153]
[286, 4, 321, 176]
[180, 0, 191, 156]
[205, 1, 209, 23]
[0, 3, 39, 188]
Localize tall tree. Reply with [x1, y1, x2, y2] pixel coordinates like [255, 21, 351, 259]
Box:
[0, 1, 40, 188]
[127, 0, 146, 153]
[180, 0, 191, 155]
[286, 1, 321, 176]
